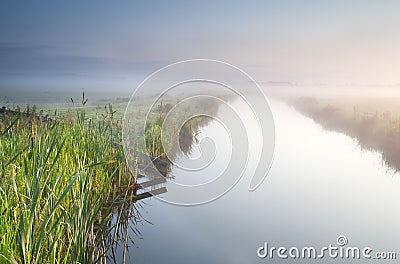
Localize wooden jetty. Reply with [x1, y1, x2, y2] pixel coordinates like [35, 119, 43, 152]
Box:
[133, 152, 169, 201]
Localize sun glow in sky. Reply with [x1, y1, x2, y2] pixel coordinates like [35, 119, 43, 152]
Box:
[1, 0, 400, 93]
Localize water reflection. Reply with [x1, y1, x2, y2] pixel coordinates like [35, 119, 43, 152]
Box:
[289, 97, 400, 172]
[120, 97, 400, 264]
[108, 114, 214, 263]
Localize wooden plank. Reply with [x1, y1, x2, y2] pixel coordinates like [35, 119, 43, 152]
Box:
[135, 177, 166, 189]
[134, 187, 167, 201]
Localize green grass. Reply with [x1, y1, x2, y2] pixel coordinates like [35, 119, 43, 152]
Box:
[0, 105, 131, 263]
[0, 93, 220, 263]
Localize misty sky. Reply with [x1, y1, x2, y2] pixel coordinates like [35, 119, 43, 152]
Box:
[1, 0, 400, 94]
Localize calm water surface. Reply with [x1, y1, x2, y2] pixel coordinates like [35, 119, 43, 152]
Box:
[118, 98, 400, 263]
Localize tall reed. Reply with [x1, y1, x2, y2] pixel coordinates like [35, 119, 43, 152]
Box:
[0, 95, 219, 263]
[0, 103, 130, 263]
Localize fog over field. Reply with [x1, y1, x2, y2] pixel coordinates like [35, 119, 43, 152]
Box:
[2, 1, 400, 105]
[2, 1, 400, 263]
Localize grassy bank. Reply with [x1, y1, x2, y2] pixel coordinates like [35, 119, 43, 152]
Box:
[289, 97, 400, 171]
[0, 104, 133, 263]
[0, 93, 220, 263]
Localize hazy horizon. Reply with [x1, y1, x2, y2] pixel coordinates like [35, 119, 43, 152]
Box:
[1, 0, 400, 97]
